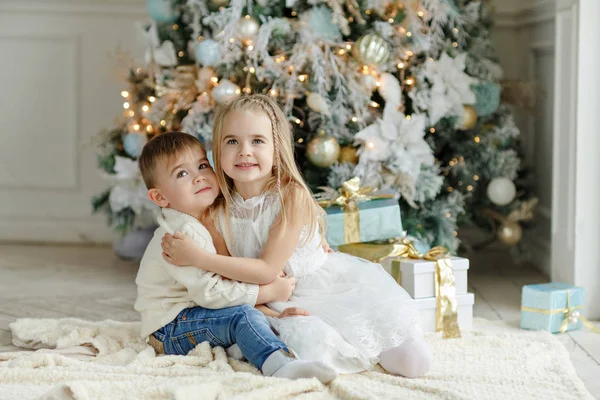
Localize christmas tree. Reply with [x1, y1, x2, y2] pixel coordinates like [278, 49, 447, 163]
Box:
[93, 0, 536, 253]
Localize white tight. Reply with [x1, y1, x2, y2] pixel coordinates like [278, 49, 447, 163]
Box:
[378, 332, 432, 378]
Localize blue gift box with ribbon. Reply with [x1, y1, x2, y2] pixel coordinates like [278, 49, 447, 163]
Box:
[324, 198, 403, 247]
[520, 283, 584, 333]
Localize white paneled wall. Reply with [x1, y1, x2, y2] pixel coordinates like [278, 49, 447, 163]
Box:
[492, 0, 556, 275]
[0, 0, 146, 243]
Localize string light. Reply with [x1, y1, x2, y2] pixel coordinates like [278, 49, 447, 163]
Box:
[447, 187, 454, 192]
[178, 51, 184, 57]
[375, 81, 381, 87]
[248, 45, 254, 51]
[338, 49, 346, 55]
[349, 16, 354, 22]
[370, 101, 380, 108]
[127, 110, 135, 117]
[244, 14, 251, 20]
[453, 28, 459, 34]
[298, 74, 307, 82]
[405, 77, 414, 85]
[288, 66, 294, 72]
[366, 141, 375, 149]
[406, 31, 412, 37]
[430, 127, 435, 133]
[146, 125, 153, 133]
[249, 67, 256, 74]
[198, 36, 204, 41]
[388, 18, 394, 23]
[365, 9, 371, 15]
[298, 138, 304, 143]
[345, 44, 352, 50]
[474, 136, 480, 143]
[452, 42, 458, 48]
[148, 96, 156, 103]
[446, 212, 451, 218]
[405, 50, 414, 57]
[133, 124, 140, 131]
[229, 38, 235, 43]
[453, 231, 458, 237]
[120, 91, 129, 98]
[405, 115, 411, 120]
[142, 105, 149, 112]
[160, 120, 167, 127]
[294, 118, 301, 124]
[210, 77, 219, 83]
[173, 24, 179, 30]
[467, 185, 473, 191]
[397, 62, 404, 69]
[473, 175, 479, 181]
[269, 89, 278, 96]
[418, 11, 424, 17]
[123, 102, 130, 109]
[291, 11, 297, 16]
[351, 117, 358, 122]
[243, 87, 252, 94]
[243, 67, 248, 72]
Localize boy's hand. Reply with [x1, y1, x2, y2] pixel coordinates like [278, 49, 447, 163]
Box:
[279, 307, 310, 318]
[162, 232, 202, 266]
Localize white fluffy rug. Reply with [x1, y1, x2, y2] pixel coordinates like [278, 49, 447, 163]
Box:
[0, 317, 593, 400]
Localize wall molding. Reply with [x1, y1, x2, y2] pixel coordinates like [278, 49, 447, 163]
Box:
[494, 0, 556, 28]
[0, 217, 114, 243]
[0, 0, 145, 16]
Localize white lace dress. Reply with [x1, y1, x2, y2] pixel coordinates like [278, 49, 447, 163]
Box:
[217, 192, 421, 374]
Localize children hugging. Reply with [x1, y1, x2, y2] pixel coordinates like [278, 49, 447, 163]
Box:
[135, 94, 432, 382]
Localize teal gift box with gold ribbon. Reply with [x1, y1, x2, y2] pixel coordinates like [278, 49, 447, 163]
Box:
[324, 198, 402, 247]
[520, 283, 584, 333]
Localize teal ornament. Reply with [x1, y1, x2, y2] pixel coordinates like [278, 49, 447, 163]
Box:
[472, 82, 501, 117]
[123, 132, 148, 158]
[195, 39, 221, 67]
[147, 0, 179, 23]
[304, 7, 342, 41]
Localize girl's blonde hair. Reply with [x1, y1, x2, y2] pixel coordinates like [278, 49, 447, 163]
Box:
[212, 94, 320, 244]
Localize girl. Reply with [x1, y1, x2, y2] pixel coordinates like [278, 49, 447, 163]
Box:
[162, 94, 432, 377]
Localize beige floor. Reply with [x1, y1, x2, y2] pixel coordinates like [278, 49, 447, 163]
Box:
[0, 243, 598, 399]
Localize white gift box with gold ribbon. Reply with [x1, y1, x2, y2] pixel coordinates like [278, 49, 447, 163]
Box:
[414, 293, 475, 333]
[382, 257, 470, 299]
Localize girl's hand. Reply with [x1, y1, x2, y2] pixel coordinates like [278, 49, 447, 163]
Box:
[321, 237, 333, 253]
[279, 307, 310, 318]
[162, 232, 204, 266]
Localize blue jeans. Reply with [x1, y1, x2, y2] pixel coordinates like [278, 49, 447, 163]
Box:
[152, 304, 291, 370]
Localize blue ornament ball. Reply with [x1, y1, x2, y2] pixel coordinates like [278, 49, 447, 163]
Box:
[147, 0, 179, 23]
[195, 39, 221, 67]
[473, 82, 501, 117]
[123, 132, 148, 158]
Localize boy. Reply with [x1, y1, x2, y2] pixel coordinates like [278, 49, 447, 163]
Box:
[133, 132, 337, 383]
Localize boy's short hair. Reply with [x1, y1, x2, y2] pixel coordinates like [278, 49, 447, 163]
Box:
[138, 131, 204, 189]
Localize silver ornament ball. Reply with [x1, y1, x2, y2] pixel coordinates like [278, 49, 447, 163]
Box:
[306, 132, 341, 168]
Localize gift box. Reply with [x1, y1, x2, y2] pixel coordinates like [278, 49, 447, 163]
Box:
[385, 257, 469, 299]
[520, 283, 584, 333]
[413, 293, 474, 333]
[324, 198, 403, 247]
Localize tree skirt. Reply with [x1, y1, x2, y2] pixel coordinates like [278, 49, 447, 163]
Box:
[0, 318, 593, 400]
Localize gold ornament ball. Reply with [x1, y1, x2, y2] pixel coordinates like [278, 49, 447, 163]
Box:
[497, 221, 523, 246]
[355, 33, 391, 66]
[306, 132, 341, 168]
[338, 146, 359, 164]
[210, 0, 229, 7]
[458, 105, 478, 130]
[236, 16, 260, 44]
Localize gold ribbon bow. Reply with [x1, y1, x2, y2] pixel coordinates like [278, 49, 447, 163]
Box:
[316, 177, 393, 244]
[338, 238, 461, 339]
[521, 289, 600, 334]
